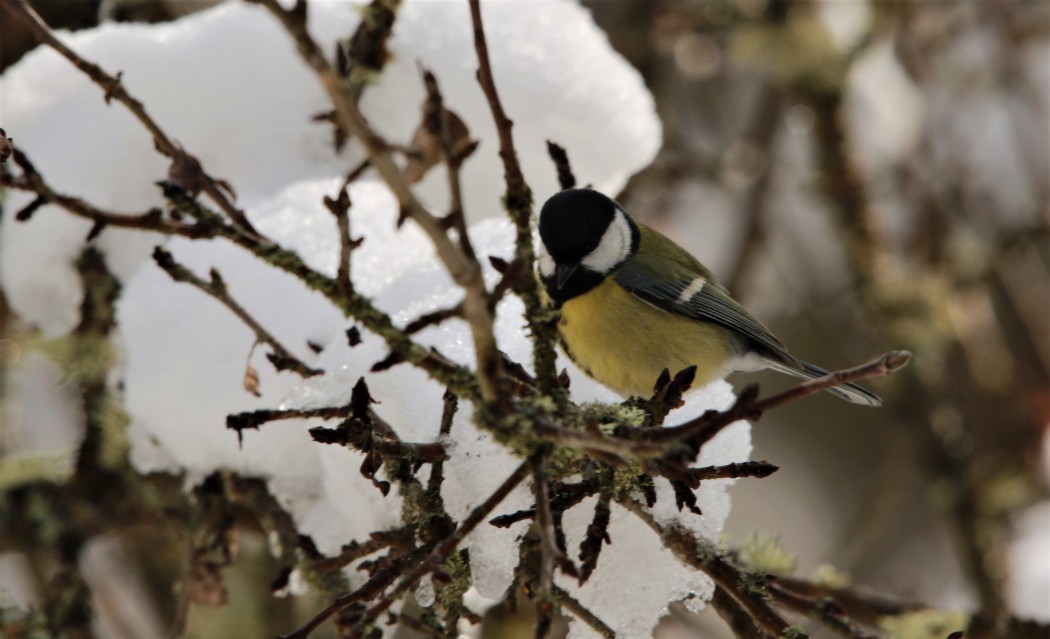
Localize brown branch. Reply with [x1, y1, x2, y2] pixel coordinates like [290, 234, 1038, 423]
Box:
[467, 0, 562, 396]
[553, 586, 616, 639]
[774, 576, 925, 627]
[9, 149, 481, 398]
[4, 148, 215, 240]
[279, 461, 529, 639]
[0, 0, 260, 236]
[710, 586, 772, 639]
[529, 450, 577, 638]
[754, 350, 910, 412]
[650, 350, 910, 445]
[725, 85, 784, 295]
[322, 183, 356, 294]
[621, 499, 795, 637]
[226, 404, 352, 437]
[546, 141, 577, 191]
[767, 581, 879, 639]
[421, 68, 478, 261]
[152, 247, 322, 378]
[250, 0, 501, 404]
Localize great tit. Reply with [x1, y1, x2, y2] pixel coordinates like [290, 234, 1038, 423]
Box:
[537, 188, 881, 407]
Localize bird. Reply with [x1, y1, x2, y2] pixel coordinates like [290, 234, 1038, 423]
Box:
[536, 188, 881, 407]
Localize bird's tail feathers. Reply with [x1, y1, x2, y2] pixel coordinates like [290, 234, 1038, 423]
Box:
[765, 358, 883, 407]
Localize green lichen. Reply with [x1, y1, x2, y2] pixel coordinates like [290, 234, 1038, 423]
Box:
[879, 610, 968, 639]
[738, 533, 797, 576]
[694, 538, 724, 565]
[738, 569, 774, 597]
[781, 625, 809, 639]
[436, 549, 470, 620]
[0, 453, 74, 493]
[810, 563, 851, 589]
[34, 335, 114, 387]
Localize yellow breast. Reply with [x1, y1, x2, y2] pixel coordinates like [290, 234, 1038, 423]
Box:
[557, 278, 733, 397]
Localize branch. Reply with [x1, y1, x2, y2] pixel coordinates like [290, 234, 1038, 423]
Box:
[650, 350, 911, 446]
[767, 581, 878, 639]
[0, 0, 260, 236]
[468, 0, 562, 396]
[4, 148, 215, 240]
[553, 586, 616, 639]
[250, 0, 502, 404]
[421, 68, 478, 261]
[152, 247, 322, 378]
[279, 461, 529, 639]
[622, 499, 794, 637]
[322, 183, 357, 295]
[8, 151, 481, 398]
[753, 350, 910, 413]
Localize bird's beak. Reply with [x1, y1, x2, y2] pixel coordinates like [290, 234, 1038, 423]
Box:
[556, 263, 578, 289]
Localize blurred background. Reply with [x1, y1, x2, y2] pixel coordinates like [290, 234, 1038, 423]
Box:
[2, 0, 1048, 637]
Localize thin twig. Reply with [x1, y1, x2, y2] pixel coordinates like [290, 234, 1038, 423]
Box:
[622, 499, 794, 637]
[650, 350, 910, 445]
[361, 460, 531, 625]
[725, 85, 783, 295]
[152, 247, 321, 378]
[421, 68, 477, 261]
[322, 183, 355, 294]
[710, 586, 771, 639]
[468, 0, 562, 396]
[754, 350, 910, 413]
[5, 149, 214, 239]
[774, 577, 925, 626]
[553, 586, 616, 639]
[767, 580, 879, 639]
[532, 452, 557, 593]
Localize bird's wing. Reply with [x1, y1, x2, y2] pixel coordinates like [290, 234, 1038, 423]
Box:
[613, 229, 797, 365]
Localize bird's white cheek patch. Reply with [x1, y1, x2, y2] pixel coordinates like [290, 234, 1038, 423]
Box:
[581, 209, 631, 273]
[538, 247, 555, 278]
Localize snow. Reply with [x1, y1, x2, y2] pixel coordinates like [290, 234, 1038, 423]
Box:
[1, 0, 661, 337]
[0, 1, 750, 635]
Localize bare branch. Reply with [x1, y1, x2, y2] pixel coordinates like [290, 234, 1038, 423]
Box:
[546, 141, 577, 191]
[468, 0, 561, 395]
[553, 586, 616, 639]
[622, 500, 794, 637]
[279, 461, 529, 638]
[152, 247, 322, 379]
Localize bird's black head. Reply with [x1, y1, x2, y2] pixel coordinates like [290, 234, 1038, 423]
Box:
[537, 189, 639, 305]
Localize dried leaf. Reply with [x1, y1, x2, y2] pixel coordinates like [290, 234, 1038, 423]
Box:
[244, 363, 261, 397]
[401, 87, 473, 184]
[168, 148, 207, 197]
